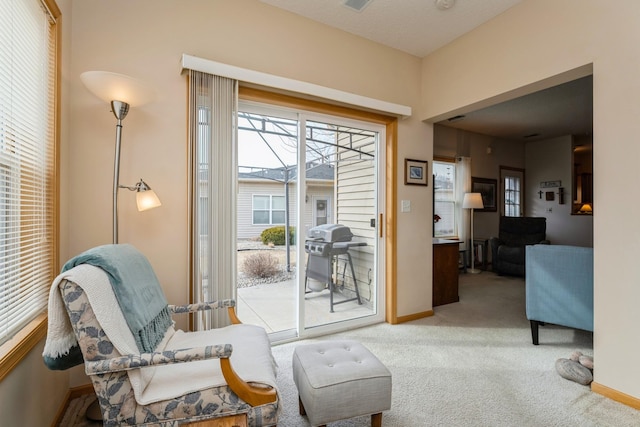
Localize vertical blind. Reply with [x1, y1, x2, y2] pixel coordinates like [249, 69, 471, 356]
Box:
[0, 0, 57, 346]
[188, 71, 238, 330]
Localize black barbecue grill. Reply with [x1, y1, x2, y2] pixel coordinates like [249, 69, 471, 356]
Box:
[304, 224, 365, 312]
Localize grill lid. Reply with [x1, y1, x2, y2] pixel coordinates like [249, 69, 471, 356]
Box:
[307, 224, 353, 242]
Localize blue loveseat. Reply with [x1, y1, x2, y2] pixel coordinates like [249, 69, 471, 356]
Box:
[525, 244, 594, 345]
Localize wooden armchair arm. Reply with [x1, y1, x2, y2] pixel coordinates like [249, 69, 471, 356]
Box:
[169, 299, 242, 324]
[220, 357, 277, 406]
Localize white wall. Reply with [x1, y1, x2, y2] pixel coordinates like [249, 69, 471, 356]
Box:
[525, 136, 593, 246]
[422, 0, 640, 400]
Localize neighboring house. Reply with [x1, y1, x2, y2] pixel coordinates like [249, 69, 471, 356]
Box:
[237, 154, 377, 305]
[237, 163, 335, 240]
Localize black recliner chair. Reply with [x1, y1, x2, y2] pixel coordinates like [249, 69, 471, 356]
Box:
[489, 216, 548, 277]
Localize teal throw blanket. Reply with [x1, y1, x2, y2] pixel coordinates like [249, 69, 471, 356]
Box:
[62, 244, 172, 354]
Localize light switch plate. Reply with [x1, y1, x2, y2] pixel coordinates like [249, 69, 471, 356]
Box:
[401, 200, 411, 212]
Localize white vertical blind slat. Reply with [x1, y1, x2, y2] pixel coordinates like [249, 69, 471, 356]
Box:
[188, 71, 238, 330]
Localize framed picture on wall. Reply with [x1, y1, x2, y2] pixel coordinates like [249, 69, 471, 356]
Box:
[471, 177, 497, 212]
[404, 158, 428, 186]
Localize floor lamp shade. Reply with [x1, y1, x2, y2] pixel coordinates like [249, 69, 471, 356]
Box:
[463, 192, 484, 274]
[80, 71, 156, 107]
[462, 192, 484, 210]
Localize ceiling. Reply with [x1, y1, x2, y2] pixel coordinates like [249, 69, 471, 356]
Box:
[261, 0, 593, 142]
[260, 0, 524, 58]
[436, 76, 593, 142]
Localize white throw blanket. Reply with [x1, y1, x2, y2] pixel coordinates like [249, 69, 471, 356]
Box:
[44, 265, 139, 362]
[44, 265, 277, 405]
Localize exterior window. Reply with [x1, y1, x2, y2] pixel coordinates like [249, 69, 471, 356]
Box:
[271, 196, 286, 224]
[252, 195, 285, 225]
[0, 0, 58, 348]
[433, 161, 456, 238]
[504, 176, 521, 217]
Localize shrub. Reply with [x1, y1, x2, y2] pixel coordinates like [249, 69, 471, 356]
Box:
[242, 252, 280, 278]
[260, 226, 295, 246]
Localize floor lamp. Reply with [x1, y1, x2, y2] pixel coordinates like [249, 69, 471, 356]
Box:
[80, 71, 161, 244]
[463, 192, 484, 274]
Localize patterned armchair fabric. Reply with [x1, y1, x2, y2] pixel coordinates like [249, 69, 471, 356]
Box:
[489, 216, 548, 277]
[57, 276, 278, 426]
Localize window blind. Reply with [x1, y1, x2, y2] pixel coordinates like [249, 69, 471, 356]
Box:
[188, 71, 238, 330]
[0, 0, 57, 346]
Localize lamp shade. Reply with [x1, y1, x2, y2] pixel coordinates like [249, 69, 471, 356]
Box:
[80, 71, 156, 107]
[579, 203, 592, 213]
[136, 189, 162, 212]
[132, 179, 161, 211]
[462, 192, 484, 209]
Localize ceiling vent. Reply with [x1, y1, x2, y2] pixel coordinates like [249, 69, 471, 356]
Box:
[343, 0, 372, 12]
[435, 0, 456, 10]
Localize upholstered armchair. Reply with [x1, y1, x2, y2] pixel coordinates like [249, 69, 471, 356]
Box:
[489, 216, 548, 277]
[43, 244, 278, 426]
[525, 244, 594, 345]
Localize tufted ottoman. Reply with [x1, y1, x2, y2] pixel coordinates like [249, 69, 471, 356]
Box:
[292, 340, 392, 427]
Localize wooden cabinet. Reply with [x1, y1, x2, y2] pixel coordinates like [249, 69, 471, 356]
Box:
[433, 239, 460, 307]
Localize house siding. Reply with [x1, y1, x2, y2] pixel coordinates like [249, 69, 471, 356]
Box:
[237, 180, 333, 240]
[335, 130, 377, 304]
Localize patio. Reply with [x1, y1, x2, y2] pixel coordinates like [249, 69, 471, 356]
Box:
[236, 276, 375, 333]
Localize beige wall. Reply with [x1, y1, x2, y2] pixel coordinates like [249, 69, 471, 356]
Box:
[525, 136, 593, 247]
[63, 0, 427, 308]
[61, 0, 428, 386]
[422, 0, 640, 400]
[434, 124, 528, 242]
[12, 1, 637, 423]
[0, 341, 69, 425]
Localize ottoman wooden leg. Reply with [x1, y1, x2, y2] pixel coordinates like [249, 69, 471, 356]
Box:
[298, 396, 306, 416]
[372, 412, 382, 427]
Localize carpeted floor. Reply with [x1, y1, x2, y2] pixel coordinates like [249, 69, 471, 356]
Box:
[61, 272, 640, 426]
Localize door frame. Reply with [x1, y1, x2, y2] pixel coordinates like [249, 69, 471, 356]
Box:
[312, 196, 331, 227]
[238, 87, 400, 326]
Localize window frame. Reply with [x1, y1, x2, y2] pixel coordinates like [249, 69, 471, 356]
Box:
[433, 159, 457, 239]
[0, 0, 60, 382]
[252, 194, 286, 225]
[504, 175, 521, 217]
[500, 166, 525, 217]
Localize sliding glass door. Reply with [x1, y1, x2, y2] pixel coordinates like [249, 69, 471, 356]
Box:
[235, 102, 385, 340]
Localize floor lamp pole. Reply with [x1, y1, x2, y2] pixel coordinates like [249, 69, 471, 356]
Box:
[111, 100, 130, 244]
[463, 192, 483, 274]
[469, 207, 476, 273]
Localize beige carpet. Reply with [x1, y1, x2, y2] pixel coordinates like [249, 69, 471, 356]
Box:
[61, 272, 640, 426]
